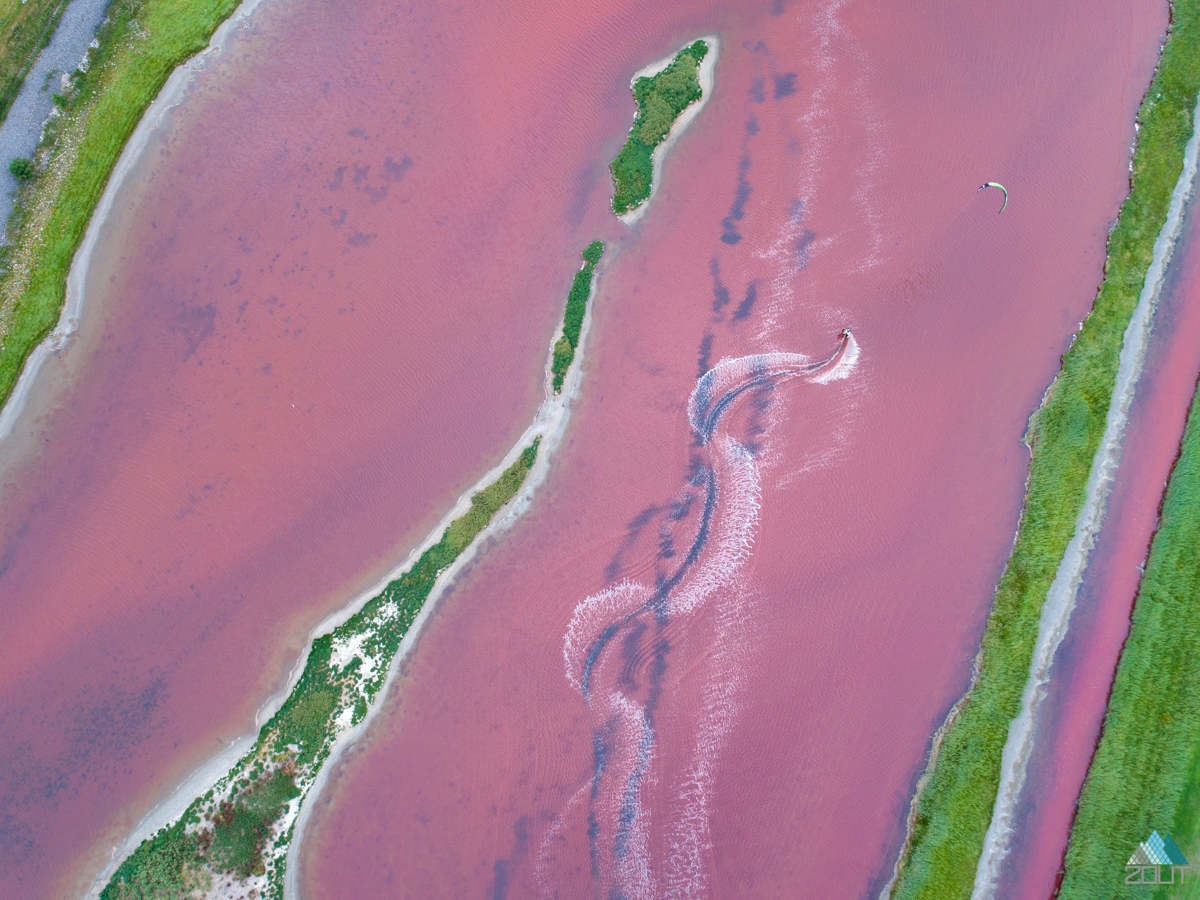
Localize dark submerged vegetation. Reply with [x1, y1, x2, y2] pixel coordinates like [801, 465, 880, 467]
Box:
[889, 3, 1200, 897]
[610, 39, 708, 216]
[551, 240, 603, 393]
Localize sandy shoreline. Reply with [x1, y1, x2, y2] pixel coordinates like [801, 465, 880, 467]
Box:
[78, 235, 609, 899]
[59, 2, 290, 896]
[71, 28, 696, 900]
[281, 251, 608, 900]
[877, 91, 1200, 900]
[618, 35, 719, 226]
[969, 89, 1200, 900]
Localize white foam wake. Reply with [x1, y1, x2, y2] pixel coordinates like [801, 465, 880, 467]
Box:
[545, 333, 855, 899]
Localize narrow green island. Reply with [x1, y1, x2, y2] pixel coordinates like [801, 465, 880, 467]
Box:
[551, 240, 603, 393]
[0, 0, 72, 127]
[888, 3, 1200, 898]
[1059, 349, 1200, 898]
[0, 0, 243, 412]
[610, 38, 710, 218]
[103, 441, 540, 900]
[100, 233, 604, 898]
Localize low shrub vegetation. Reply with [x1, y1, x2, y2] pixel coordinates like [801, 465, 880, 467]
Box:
[102, 440, 541, 899]
[550, 240, 603, 393]
[610, 39, 708, 216]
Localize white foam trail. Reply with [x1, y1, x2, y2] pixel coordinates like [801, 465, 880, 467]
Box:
[661, 584, 759, 900]
[564, 580, 652, 691]
[753, 0, 890, 347]
[970, 90, 1200, 900]
[813, 329, 859, 383]
[551, 337, 857, 898]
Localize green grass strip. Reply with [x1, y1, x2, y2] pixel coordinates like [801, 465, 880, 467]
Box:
[610, 39, 708, 216]
[0, 0, 242, 411]
[1059, 377, 1200, 899]
[102, 439, 540, 900]
[551, 240, 603, 393]
[889, 4, 1200, 898]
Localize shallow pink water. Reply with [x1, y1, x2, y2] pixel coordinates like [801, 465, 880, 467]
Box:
[299, 1, 1166, 897]
[0, 0, 634, 894]
[995, 188, 1200, 900]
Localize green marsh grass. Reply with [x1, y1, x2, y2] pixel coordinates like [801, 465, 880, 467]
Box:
[551, 240, 603, 393]
[0, 0, 71, 128]
[1059, 378, 1200, 898]
[889, 4, 1200, 898]
[102, 440, 541, 899]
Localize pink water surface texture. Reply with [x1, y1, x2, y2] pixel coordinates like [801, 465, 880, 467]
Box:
[0, 0, 634, 894]
[995, 185, 1200, 900]
[296, 0, 1168, 898]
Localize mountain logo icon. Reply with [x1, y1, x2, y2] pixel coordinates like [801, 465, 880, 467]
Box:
[1126, 831, 1190, 885]
[1128, 831, 1188, 866]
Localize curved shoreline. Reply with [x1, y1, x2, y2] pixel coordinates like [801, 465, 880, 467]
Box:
[0, 0, 265, 445]
[88, 245, 607, 900]
[283, 262, 605, 899]
[617, 34, 718, 226]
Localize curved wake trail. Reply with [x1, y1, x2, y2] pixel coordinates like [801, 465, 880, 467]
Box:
[970, 93, 1200, 900]
[544, 331, 856, 900]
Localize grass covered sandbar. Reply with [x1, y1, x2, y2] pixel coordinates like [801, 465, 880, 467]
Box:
[888, 3, 1200, 897]
[102, 440, 542, 900]
[610, 38, 712, 218]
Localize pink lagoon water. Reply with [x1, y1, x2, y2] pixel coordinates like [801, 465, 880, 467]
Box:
[0, 0, 635, 894]
[294, 0, 1167, 898]
[993, 183, 1200, 899]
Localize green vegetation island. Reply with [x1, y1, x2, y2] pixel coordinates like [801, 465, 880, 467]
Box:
[0, 0, 245, 417]
[1060, 344, 1200, 899]
[551, 240, 603, 392]
[96, 239, 603, 900]
[610, 37, 715, 220]
[103, 441, 540, 900]
[887, 3, 1200, 898]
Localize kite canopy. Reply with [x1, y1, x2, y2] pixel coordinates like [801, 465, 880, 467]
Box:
[979, 181, 1008, 212]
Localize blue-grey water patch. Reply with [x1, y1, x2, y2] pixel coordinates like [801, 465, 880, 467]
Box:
[0, 0, 110, 234]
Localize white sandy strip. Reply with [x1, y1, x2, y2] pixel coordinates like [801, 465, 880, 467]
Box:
[618, 36, 718, 226]
[0, 0, 269, 444]
[73, 94, 608, 900]
[79, 250, 605, 900]
[279, 260, 606, 900]
[969, 90, 1200, 900]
